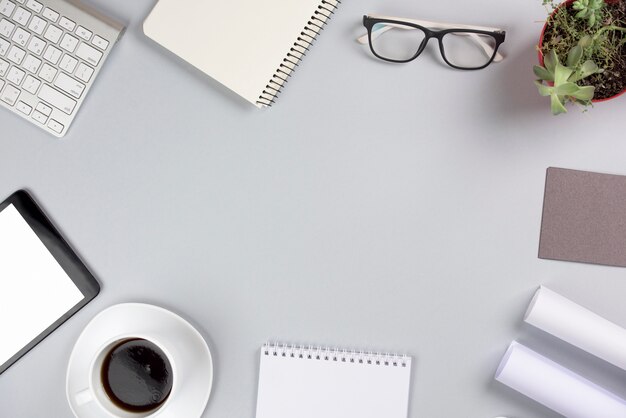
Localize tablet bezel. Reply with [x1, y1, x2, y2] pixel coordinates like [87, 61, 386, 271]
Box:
[0, 190, 100, 375]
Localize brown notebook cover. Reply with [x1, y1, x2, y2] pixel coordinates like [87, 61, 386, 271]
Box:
[539, 167, 626, 267]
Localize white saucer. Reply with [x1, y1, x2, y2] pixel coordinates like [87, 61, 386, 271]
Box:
[66, 303, 213, 418]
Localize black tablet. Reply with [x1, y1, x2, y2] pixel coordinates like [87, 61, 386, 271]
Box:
[0, 190, 100, 375]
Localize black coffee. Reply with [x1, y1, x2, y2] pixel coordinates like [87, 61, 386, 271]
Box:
[101, 338, 173, 413]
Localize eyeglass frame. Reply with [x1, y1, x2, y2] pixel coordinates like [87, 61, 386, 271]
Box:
[360, 15, 506, 70]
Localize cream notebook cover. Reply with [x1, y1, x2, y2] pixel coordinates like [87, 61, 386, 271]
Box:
[143, 0, 340, 108]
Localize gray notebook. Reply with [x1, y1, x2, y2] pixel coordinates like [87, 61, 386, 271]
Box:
[539, 167, 626, 267]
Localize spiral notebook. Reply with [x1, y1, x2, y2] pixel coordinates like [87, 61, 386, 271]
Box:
[143, 0, 341, 107]
[255, 343, 412, 418]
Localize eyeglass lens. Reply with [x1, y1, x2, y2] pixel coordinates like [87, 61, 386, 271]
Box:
[370, 22, 426, 61]
[441, 32, 497, 69]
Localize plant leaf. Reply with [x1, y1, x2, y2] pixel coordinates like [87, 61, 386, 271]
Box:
[535, 80, 554, 96]
[567, 45, 583, 67]
[578, 35, 592, 48]
[554, 63, 574, 85]
[555, 82, 580, 95]
[570, 85, 595, 101]
[580, 60, 599, 76]
[551, 93, 568, 115]
[571, 60, 600, 81]
[534, 65, 554, 81]
[544, 50, 558, 73]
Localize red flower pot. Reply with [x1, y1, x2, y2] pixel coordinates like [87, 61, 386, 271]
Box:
[537, 0, 626, 102]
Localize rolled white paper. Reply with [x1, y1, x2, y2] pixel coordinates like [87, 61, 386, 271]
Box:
[525, 286, 626, 370]
[495, 342, 626, 418]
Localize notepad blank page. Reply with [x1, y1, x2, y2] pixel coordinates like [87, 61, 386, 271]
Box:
[256, 352, 412, 418]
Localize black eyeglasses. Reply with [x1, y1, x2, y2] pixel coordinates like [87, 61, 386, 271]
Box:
[359, 15, 506, 70]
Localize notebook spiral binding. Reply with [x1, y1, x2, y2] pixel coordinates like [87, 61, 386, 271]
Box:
[263, 342, 410, 368]
[256, 0, 341, 108]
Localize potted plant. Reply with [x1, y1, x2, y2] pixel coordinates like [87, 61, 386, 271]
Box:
[534, 0, 626, 114]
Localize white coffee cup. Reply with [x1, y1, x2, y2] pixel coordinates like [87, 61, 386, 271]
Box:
[73, 334, 178, 418]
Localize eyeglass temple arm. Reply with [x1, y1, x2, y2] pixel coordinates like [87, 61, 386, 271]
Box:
[356, 17, 504, 63]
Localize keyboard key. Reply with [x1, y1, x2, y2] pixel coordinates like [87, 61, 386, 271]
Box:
[27, 35, 44, 55]
[0, 78, 4, 91]
[7, 45, 25, 64]
[16, 100, 31, 114]
[0, 18, 15, 37]
[12, 6, 30, 25]
[0, 0, 15, 18]
[0, 57, 8, 75]
[22, 53, 40, 72]
[11, 26, 29, 46]
[59, 54, 77, 73]
[54, 72, 84, 98]
[38, 61, 55, 81]
[74, 62, 93, 82]
[42, 44, 61, 64]
[75, 43, 101, 66]
[47, 118, 63, 133]
[92, 35, 109, 51]
[75, 25, 91, 41]
[31, 109, 46, 123]
[59, 33, 78, 52]
[1, 83, 20, 105]
[0, 37, 9, 55]
[35, 101, 50, 116]
[27, 14, 45, 35]
[58, 16, 74, 32]
[43, 24, 62, 43]
[22, 73, 39, 93]
[7, 66, 24, 84]
[42, 7, 58, 22]
[38, 84, 76, 114]
[24, 0, 41, 14]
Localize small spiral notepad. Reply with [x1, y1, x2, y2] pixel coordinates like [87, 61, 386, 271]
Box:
[144, 0, 341, 108]
[255, 343, 412, 418]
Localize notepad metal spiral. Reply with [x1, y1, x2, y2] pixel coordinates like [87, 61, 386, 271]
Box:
[263, 342, 409, 368]
[256, 0, 341, 107]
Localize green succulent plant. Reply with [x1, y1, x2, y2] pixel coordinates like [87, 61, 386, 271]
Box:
[534, 38, 600, 115]
[572, 0, 605, 27]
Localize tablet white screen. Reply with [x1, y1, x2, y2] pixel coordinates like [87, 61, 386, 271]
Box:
[0, 204, 83, 365]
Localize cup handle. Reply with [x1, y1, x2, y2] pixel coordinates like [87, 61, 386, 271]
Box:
[75, 388, 93, 406]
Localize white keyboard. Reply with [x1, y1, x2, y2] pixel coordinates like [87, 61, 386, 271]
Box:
[0, 0, 123, 137]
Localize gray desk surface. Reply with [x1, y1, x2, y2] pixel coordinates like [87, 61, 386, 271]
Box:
[2, 0, 626, 417]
